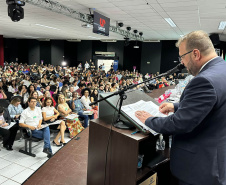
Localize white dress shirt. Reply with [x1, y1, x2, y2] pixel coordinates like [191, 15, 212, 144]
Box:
[19, 107, 42, 127]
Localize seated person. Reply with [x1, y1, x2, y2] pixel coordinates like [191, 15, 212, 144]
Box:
[8, 97, 24, 122]
[0, 106, 19, 150]
[42, 97, 66, 146]
[19, 97, 52, 158]
[0, 87, 7, 99]
[69, 92, 94, 128]
[57, 94, 72, 117]
[42, 90, 56, 107]
[80, 88, 98, 119]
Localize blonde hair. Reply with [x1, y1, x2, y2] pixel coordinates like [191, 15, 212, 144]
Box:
[176, 30, 215, 56]
[58, 94, 66, 104]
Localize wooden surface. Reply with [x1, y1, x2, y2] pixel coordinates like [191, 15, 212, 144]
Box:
[23, 129, 89, 185]
[87, 117, 171, 185]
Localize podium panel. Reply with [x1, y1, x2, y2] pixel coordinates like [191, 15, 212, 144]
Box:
[87, 117, 171, 185]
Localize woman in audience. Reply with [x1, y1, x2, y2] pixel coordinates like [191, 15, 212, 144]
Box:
[0, 105, 19, 151]
[8, 97, 23, 122]
[110, 83, 117, 92]
[104, 84, 110, 92]
[61, 86, 70, 101]
[29, 91, 42, 107]
[57, 94, 72, 117]
[58, 94, 84, 138]
[8, 79, 18, 95]
[41, 74, 49, 85]
[0, 87, 7, 99]
[81, 88, 98, 119]
[22, 75, 31, 87]
[42, 90, 56, 107]
[42, 97, 66, 146]
[90, 88, 98, 110]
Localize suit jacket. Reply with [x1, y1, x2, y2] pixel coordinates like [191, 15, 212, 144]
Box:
[145, 57, 226, 185]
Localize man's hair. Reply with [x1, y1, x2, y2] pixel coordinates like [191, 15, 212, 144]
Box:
[28, 97, 37, 103]
[176, 30, 215, 56]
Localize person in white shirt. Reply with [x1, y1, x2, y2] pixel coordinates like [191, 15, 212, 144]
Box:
[42, 97, 66, 146]
[19, 97, 52, 158]
[84, 61, 90, 71]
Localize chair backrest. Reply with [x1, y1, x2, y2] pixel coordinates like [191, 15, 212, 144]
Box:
[0, 99, 10, 108]
[5, 91, 13, 101]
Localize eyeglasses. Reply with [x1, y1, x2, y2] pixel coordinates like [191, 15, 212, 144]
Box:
[178, 50, 193, 62]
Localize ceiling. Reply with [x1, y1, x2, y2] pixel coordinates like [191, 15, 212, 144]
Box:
[1, 0, 226, 41]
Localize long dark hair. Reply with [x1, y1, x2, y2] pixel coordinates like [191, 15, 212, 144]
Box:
[43, 97, 53, 107]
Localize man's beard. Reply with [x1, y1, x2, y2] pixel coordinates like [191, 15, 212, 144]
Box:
[186, 57, 198, 76]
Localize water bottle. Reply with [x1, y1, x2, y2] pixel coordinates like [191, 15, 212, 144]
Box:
[156, 134, 165, 151]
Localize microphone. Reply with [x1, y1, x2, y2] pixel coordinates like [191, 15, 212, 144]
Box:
[164, 63, 185, 75]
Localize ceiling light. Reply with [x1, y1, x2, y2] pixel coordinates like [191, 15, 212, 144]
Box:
[35, 24, 60, 30]
[180, 35, 184, 37]
[164, 18, 176, 27]
[218, 21, 226, 30]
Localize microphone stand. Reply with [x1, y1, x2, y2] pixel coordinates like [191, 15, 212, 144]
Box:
[89, 64, 184, 129]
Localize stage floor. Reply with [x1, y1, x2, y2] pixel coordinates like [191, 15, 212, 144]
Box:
[23, 128, 89, 185]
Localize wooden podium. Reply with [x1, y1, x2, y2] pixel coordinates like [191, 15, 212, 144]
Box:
[87, 117, 171, 185]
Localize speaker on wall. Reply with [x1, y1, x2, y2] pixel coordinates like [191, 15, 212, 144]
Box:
[209, 33, 220, 45]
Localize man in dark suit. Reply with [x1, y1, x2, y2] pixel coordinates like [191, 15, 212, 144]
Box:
[135, 30, 226, 185]
[0, 106, 19, 150]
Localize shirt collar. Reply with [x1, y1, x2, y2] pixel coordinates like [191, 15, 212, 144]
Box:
[199, 56, 218, 73]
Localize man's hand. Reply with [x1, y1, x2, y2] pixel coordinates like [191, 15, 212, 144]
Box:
[159, 103, 174, 115]
[37, 125, 42, 129]
[50, 118, 55, 122]
[15, 115, 20, 119]
[2, 123, 9, 127]
[29, 126, 36, 130]
[135, 111, 153, 124]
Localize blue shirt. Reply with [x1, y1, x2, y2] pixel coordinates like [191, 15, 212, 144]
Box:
[8, 104, 24, 119]
[69, 99, 84, 113]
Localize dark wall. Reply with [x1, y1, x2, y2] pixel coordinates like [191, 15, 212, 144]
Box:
[77, 40, 92, 66]
[51, 40, 64, 66]
[18, 39, 28, 63]
[123, 41, 142, 71]
[28, 40, 40, 65]
[64, 41, 77, 67]
[4, 38, 18, 63]
[107, 41, 124, 69]
[160, 40, 179, 73]
[40, 41, 51, 65]
[141, 42, 162, 75]
[3, 38, 188, 74]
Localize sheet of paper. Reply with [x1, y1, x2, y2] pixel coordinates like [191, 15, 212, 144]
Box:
[0, 122, 16, 130]
[65, 114, 78, 120]
[83, 111, 93, 115]
[121, 100, 167, 135]
[37, 120, 62, 130]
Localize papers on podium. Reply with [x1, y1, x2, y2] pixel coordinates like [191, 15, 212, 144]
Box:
[121, 100, 167, 135]
[0, 122, 16, 130]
